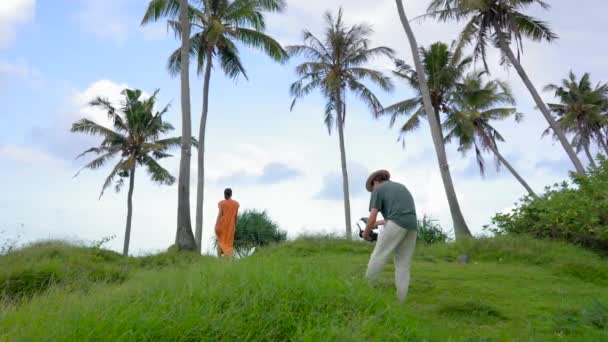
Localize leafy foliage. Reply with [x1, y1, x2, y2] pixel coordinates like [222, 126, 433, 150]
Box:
[70, 88, 189, 198]
[141, 0, 288, 79]
[486, 155, 608, 254]
[443, 71, 522, 176]
[423, 0, 557, 71]
[215, 209, 287, 256]
[543, 71, 608, 159]
[380, 41, 471, 144]
[416, 215, 450, 244]
[287, 7, 394, 133]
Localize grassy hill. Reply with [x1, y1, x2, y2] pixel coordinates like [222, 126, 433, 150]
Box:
[1, 236, 607, 341]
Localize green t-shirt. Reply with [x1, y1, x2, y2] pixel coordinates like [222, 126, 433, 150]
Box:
[369, 180, 417, 230]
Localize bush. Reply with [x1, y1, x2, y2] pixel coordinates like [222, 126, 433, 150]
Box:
[416, 215, 450, 244]
[0, 241, 130, 301]
[486, 155, 608, 254]
[215, 209, 287, 257]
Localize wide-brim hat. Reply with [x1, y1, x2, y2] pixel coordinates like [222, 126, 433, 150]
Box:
[366, 169, 390, 192]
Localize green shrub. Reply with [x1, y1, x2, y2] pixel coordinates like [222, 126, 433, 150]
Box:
[0, 241, 129, 301]
[416, 215, 450, 244]
[486, 155, 608, 254]
[215, 209, 287, 256]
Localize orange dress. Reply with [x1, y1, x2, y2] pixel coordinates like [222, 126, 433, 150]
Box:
[216, 199, 239, 256]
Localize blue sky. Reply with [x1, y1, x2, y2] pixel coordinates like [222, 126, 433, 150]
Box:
[1, 0, 607, 255]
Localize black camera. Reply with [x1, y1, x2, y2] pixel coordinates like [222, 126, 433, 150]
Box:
[357, 217, 379, 242]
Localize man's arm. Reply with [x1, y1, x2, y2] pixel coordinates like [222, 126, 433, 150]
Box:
[363, 208, 379, 241]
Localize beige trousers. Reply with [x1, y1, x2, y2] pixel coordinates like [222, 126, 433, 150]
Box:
[365, 220, 417, 302]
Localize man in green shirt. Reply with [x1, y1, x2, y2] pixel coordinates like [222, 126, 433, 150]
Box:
[362, 169, 418, 303]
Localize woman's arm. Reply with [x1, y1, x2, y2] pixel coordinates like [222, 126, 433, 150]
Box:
[215, 204, 223, 235]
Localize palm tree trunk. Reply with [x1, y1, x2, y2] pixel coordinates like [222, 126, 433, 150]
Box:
[175, 0, 196, 251]
[195, 52, 213, 253]
[336, 89, 352, 240]
[123, 167, 136, 256]
[599, 127, 608, 157]
[481, 131, 538, 198]
[584, 145, 597, 168]
[433, 104, 445, 141]
[601, 140, 608, 157]
[492, 22, 586, 176]
[596, 132, 608, 156]
[395, 0, 472, 240]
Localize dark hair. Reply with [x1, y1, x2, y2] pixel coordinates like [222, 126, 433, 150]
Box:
[224, 188, 232, 199]
[373, 172, 390, 184]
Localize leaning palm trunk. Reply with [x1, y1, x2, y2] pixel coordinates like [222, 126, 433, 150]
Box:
[596, 132, 608, 156]
[336, 90, 352, 239]
[123, 167, 136, 256]
[175, 0, 196, 251]
[395, 0, 472, 239]
[433, 104, 445, 141]
[584, 145, 597, 168]
[493, 23, 586, 176]
[481, 131, 538, 198]
[195, 52, 213, 253]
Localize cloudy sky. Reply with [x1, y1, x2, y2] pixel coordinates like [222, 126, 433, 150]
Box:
[1, 0, 606, 255]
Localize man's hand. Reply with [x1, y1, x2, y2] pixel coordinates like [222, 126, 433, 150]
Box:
[362, 208, 379, 241]
[362, 228, 373, 241]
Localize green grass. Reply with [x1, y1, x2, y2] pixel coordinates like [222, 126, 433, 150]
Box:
[1, 236, 607, 341]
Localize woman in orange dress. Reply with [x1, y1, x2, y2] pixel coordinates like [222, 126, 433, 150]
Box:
[215, 188, 239, 257]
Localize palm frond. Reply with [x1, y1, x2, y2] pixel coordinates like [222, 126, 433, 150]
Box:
[347, 79, 383, 115]
[99, 159, 129, 199]
[217, 37, 248, 80]
[348, 67, 394, 92]
[142, 155, 176, 185]
[234, 28, 287, 62]
[74, 151, 119, 177]
[511, 11, 557, 42]
[70, 119, 125, 141]
[167, 34, 202, 76]
[141, 0, 180, 25]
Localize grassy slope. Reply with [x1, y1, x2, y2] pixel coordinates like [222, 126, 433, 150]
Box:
[1, 236, 607, 341]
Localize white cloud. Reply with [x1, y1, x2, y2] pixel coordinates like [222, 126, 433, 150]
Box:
[140, 21, 170, 42]
[0, 143, 55, 165]
[73, 0, 173, 44]
[0, 0, 35, 48]
[69, 79, 131, 128]
[73, 0, 132, 44]
[68, 79, 153, 132]
[0, 58, 45, 88]
[29, 79, 155, 161]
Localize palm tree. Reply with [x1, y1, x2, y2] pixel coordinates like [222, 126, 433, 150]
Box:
[394, 0, 472, 239]
[443, 72, 537, 197]
[287, 7, 394, 239]
[142, 0, 287, 253]
[382, 41, 472, 144]
[423, 0, 587, 176]
[140, 0, 197, 251]
[70, 88, 196, 256]
[543, 71, 608, 167]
